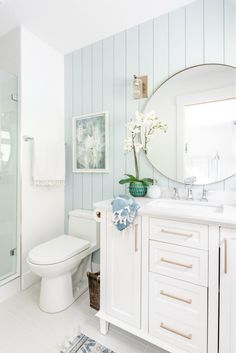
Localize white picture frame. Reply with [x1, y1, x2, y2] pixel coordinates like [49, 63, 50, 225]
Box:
[72, 111, 109, 173]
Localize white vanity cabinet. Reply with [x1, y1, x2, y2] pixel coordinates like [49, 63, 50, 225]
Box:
[219, 228, 236, 353]
[95, 202, 223, 353]
[104, 212, 141, 328]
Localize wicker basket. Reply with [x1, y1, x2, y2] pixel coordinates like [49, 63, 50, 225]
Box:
[87, 272, 100, 310]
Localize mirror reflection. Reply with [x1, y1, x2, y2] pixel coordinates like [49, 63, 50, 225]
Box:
[143, 64, 236, 184]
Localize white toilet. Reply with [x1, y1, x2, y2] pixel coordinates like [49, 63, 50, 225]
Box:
[27, 209, 99, 313]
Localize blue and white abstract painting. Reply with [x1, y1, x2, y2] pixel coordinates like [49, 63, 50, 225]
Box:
[73, 112, 109, 173]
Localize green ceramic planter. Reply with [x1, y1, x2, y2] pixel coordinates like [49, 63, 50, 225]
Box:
[129, 181, 147, 197]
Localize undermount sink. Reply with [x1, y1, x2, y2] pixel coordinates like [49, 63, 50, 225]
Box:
[148, 199, 224, 214]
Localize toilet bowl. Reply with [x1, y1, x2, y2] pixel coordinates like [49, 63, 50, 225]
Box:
[27, 209, 100, 313]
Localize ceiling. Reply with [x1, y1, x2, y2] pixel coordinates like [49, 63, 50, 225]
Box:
[0, 0, 195, 54]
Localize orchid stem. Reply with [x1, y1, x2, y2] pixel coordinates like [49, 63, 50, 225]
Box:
[132, 135, 139, 180]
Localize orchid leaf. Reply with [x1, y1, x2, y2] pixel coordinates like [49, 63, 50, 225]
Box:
[119, 178, 134, 184]
[140, 178, 153, 186]
[124, 174, 137, 181]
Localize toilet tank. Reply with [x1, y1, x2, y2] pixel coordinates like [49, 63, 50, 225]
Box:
[68, 209, 99, 248]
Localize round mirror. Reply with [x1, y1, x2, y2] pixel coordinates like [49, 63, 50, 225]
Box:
[143, 64, 236, 185]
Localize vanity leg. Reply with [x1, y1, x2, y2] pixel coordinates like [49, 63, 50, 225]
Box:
[100, 319, 109, 335]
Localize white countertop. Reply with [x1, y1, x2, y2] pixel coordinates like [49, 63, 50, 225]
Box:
[94, 196, 236, 228]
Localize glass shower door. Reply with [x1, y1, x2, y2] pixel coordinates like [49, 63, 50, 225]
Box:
[0, 70, 18, 282]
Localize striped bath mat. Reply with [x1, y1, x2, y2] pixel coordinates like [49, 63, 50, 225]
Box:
[63, 333, 115, 353]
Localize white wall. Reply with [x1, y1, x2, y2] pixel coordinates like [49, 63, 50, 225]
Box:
[0, 28, 20, 75]
[20, 27, 65, 289]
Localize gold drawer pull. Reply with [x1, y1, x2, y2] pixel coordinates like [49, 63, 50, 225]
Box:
[160, 229, 193, 238]
[160, 257, 193, 269]
[160, 290, 192, 304]
[160, 322, 192, 340]
[134, 224, 138, 252]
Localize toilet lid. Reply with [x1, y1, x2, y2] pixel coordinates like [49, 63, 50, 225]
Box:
[28, 235, 90, 265]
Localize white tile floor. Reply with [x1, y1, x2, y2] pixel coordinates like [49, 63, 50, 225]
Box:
[0, 284, 167, 353]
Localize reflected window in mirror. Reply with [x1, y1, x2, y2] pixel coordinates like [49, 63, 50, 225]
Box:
[184, 99, 236, 184]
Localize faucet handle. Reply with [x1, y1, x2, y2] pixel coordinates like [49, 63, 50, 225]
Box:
[187, 187, 194, 201]
[184, 176, 196, 186]
[173, 187, 180, 200]
[201, 185, 208, 202]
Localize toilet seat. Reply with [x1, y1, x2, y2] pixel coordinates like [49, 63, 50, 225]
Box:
[28, 235, 90, 265]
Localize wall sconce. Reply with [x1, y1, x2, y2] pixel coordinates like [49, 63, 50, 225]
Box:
[132, 75, 148, 99]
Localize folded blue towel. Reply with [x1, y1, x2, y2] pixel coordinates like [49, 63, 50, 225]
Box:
[111, 195, 140, 231]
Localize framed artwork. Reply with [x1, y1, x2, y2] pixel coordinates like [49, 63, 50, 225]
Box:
[72, 111, 109, 173]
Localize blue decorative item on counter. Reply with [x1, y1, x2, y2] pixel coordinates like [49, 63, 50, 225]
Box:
[111, 195, 140, 231]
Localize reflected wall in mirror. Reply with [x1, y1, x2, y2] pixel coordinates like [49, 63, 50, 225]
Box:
[143, 64, 236, 185]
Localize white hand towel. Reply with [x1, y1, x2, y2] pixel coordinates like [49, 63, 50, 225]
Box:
[32, 138, 65, 186]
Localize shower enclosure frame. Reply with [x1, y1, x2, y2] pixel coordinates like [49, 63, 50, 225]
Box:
[0, 69, 21, 288]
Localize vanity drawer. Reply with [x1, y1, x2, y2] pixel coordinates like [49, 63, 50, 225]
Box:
[149, 218, 208, 250]
[149, 273, 207, 324]
[149, 311, 207, 353]
[149, 241, 208, 286]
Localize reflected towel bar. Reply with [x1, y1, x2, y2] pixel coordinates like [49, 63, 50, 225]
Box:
[23, 136, 67, 146]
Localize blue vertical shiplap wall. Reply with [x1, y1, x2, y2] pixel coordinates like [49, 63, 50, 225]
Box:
[65, 0, 236, 217]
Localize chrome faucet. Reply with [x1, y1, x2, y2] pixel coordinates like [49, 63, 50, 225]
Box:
[184, 176, 196, 201]
[173, 187, 180, 200]
[200, 185, 208, 202]
[186, 187, 194, 201]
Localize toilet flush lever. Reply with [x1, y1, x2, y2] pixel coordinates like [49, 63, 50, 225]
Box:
[10, 248, 17, 256]
[96, 211, 101, 219]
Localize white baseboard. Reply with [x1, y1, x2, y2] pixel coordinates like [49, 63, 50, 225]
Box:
[0, 277, 21, 303]
[21, 270, 40, 290]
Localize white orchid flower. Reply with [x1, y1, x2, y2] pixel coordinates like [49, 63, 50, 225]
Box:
[128, 121, 140, 134]
[122, 110, 167, 180]
[134, 142, 143, 153]
[146, 110, 156, 120]
[127, 121, 134, 130]
[135, 111, 144, 119]
[135, 116, 143, 127]
[142, 117, 151, 127]
[124, 138, 133, 152]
